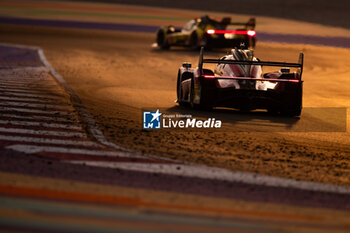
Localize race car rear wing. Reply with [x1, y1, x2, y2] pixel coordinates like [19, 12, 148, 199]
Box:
[229, 17, 256, 29]
[198, 47, 304, 79]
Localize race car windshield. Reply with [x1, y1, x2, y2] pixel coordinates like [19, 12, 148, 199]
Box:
[183, 20, 196, 31]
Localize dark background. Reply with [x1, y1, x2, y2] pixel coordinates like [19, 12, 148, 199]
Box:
[72, 0, 350, 29]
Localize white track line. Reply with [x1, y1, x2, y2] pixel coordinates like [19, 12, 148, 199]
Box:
[0, 96, 69, 105]
[0, 107, 75, 115]
[0, 135, 99, 147]
[70, 161, 350, 195]
[0, 101, 73, 110]
[0, 127, 86, 138]
[7, 144, 142, 158]
[0, 119, 82, 130]
[0, 113, 78, 123]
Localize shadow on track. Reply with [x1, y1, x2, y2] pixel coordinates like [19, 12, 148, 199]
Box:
[164, 105, 300, 132]
[163, 105, 346, 132]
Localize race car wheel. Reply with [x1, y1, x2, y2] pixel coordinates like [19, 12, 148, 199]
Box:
[157, 30, 170, 50]
[190, 32, 199, 50]
[189, 77, 198, 109]
[176, 70, 185, 106]
[281, 88, 303, 117]
[189, 77, 212, 110]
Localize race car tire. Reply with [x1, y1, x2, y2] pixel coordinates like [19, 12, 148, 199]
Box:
[189, 77, 197, 108]
[281, 86, 303, 116]
[176, 70, 186, 106]
[190, 77, 212, 110]
[157, 30, 170, 50]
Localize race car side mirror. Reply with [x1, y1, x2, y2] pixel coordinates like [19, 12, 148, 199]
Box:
[182, 62, 192, 68]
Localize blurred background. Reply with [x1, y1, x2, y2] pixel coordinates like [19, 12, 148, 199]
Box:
[79, 0, 350, 28]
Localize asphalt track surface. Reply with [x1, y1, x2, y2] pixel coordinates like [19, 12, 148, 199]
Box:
[1, 1, 350, 232]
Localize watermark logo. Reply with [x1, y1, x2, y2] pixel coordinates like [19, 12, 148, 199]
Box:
[143, 109, 162, 129]
[143, 109, 222, 129]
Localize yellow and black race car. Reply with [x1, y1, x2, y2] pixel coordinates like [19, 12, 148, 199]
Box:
[156, 15, 256, 50]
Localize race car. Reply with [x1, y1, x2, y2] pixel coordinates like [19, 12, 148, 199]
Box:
[176, 48, 304, 116]
[156, 15, 256, 50]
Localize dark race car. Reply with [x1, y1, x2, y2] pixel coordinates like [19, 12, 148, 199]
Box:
[176, 48, 304, 116]
[156, 15, 256, 50]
